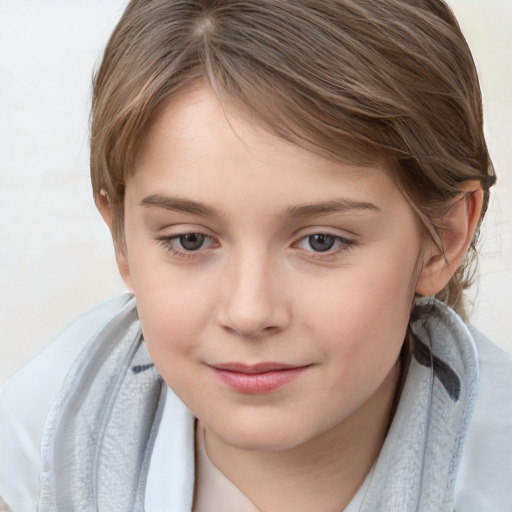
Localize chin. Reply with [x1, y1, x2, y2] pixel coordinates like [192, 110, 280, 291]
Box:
[208, 411, 321, 453]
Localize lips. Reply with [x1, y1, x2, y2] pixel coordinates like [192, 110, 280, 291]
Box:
[209, 362, 311, 393]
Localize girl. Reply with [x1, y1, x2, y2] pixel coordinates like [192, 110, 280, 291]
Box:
[1, 1, 511, 510]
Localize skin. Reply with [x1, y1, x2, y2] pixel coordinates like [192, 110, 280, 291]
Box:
[98, 83, 483, 512]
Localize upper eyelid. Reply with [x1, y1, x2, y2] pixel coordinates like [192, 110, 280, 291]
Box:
[155, 223, 215, 234]
[293, 227, 357, 243]
[158, 232, 216, 246]
[294, 234, 355, 248]
[155, 224, 217, 241]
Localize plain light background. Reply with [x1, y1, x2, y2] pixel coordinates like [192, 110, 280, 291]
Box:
[1, 0, 511, 384]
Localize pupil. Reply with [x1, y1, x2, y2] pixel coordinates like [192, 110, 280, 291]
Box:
[179, 233, 205, 251]
[309, 234, 335, 252]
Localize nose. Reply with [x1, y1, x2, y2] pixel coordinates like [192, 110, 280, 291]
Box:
[218, 250, 291, 338]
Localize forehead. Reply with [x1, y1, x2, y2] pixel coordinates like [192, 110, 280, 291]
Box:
[129, 83, 404, 215]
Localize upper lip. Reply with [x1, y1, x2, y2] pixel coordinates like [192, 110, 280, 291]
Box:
[209, 362, 310, 374]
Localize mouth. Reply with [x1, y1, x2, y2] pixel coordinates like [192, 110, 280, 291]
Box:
[208, 362, 311, 394]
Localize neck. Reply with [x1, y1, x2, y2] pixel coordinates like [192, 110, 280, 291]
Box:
[202, 361, 401, 512]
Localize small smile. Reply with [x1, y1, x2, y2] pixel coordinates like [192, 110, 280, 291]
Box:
[208, 362, 312, 393]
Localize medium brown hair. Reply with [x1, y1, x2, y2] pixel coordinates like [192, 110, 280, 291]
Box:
[90, 0, 495, 315]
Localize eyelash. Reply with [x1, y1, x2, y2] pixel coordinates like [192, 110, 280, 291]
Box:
[156, 233, 216, 261]
[294, 233, 356, 259]
[155, 232, 357, 261]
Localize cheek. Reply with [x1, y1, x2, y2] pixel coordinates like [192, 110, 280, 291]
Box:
[136, 278, 212, 345]
[308, 251, 416, 339]
[304, 249, 417, 386]
[134, 281, 215, 405]
[127, 251, 217, 371]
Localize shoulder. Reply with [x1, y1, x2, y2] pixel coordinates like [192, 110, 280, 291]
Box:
[0, 294, 133, 512]
[455, 328, 512, 511]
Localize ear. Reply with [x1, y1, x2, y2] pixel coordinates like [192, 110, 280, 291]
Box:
[415, 180, 484, 297]
[95, 190, 134, 292]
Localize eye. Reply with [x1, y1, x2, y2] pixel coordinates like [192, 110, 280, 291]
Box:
[305, 234, 336, 252]
[176, 233, 207, 251]
[296, 233, 355, 254]
[156, 232, 217, 259]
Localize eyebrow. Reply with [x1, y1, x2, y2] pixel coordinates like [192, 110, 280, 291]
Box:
[140, 194, 381, 218]
[140, 194, 220, 217]
[286, 199, 381, 217]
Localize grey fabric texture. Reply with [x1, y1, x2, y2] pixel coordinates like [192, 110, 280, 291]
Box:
[38, 297, 165, 512]
[360, 300, 479, 511]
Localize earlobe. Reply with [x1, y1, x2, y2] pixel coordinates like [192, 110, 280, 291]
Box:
[415, 181, 484, 297]
[95, 190, 134, 292]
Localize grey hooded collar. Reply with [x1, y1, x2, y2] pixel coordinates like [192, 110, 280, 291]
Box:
[360, 300, 479, 511]
[38, 297, 165, 512]
[38, 297, 479, 512]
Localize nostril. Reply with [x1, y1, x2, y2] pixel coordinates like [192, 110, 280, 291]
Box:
[220, 317, 283, 338]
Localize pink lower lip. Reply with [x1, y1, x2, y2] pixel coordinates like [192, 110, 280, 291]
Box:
[211, 366, 310, 394]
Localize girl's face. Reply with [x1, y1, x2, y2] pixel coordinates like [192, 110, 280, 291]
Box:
[121, 84, 429, 452]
